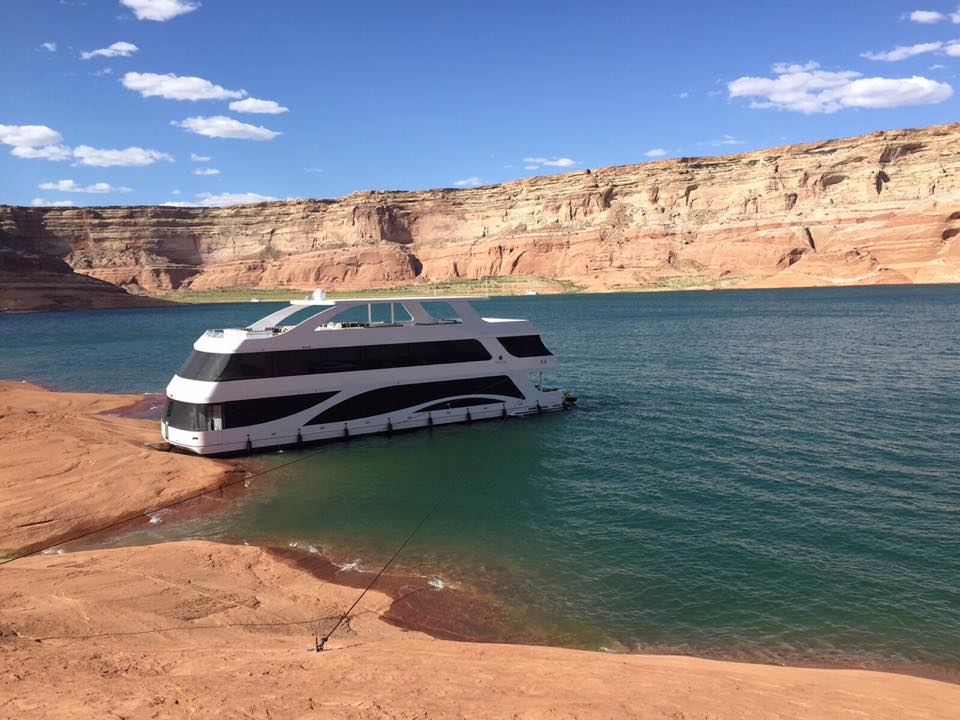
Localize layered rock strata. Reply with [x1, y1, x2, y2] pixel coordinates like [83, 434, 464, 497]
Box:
[2, 123, 959, 310]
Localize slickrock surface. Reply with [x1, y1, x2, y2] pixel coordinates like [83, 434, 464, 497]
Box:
[2, 541, 959, 719]
[2, 123, 960, 311]
[0, 381, 239, 558]
[0, 247, 176, 312]
[2, 385, 959, 718]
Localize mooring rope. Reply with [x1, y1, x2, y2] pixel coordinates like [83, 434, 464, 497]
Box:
[315, 487, 451, 651]
[2, 438, 454, 651]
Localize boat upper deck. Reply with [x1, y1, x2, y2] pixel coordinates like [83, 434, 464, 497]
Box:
[196, 293, 529, 350]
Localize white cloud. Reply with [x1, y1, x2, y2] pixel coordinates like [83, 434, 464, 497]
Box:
[120, 0, 199, 22]
[32, 198, 76, 207]
[674, 91, 689, 99]
[728, 61, 953, 113]
[861, 41, 942, 62]
[0, 124, 63, 147]
[38, 179, 132, 193]
[305, 166, 324, 174]
[161, 200, 193, 207]
[452, 176, 482, 187]
[173, 115, 280, 141]
[81, 41, 138, 60]
[12, 144, 73, 160]
[73, 145, 174, 166]
[122, 72, 245, 100]
[190, 153, 211, 161]
[193, 167, 220, 175]
[229, 97, 289, 114]
[0, 125, 71, 161]
[708, 135, 744, 147]
[196, 191, 277, 207]
[522, 155, 578, 169]
[644, 148, 668, 157]
[908, 10, 946, 23]
[171, 188, 182, 195]
[39, 42, 57, 52]
[93, 67, 114, 76]
[947, 41, 960, 57]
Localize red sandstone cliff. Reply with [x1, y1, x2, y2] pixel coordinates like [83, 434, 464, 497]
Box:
[2, 123, 959, 311]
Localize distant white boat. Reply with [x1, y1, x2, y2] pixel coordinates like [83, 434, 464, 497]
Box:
[250, 298, 261, 303]
[524, 290, 538, 296]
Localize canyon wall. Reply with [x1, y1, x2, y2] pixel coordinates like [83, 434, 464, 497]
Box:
[2, 123, 960, 310]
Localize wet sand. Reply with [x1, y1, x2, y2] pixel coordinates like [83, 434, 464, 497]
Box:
[2, 382, 959, 718]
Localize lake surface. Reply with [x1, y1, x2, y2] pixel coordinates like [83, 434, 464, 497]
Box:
[2, 286, 959, 672]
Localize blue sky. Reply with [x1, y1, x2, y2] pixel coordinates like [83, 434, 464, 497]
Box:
[2, 0, 959, 207]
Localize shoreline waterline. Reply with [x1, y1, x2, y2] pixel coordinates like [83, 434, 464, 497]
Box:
[3, 285, 959, 681]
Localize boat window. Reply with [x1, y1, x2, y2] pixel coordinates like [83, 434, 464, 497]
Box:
[415, 397, 502, 412]
[164, 392, 338, 431]
[306, 376, 523, 425]
[498, 335, 553, 357]
[164, 398, 217, 432]
[421, 301, 460, 322]
[176, 340, 492, 382]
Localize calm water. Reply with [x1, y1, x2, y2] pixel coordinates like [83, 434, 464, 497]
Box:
[2, 286, 959, 670]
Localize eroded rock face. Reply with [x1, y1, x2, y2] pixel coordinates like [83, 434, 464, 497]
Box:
[2, 123, 959, 310]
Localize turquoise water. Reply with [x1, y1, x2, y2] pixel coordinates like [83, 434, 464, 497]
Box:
[2, 286, 959, 670]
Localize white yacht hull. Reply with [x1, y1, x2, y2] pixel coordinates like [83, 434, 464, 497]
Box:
[163, 386, 564, 456]
[162, 294, 568, 456]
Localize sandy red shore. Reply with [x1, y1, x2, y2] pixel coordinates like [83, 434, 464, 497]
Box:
[1, 382, 959, 718]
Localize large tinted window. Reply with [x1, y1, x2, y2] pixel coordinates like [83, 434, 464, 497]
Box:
[177, 340, 492, 382]
[306, 376, 523, 425]
[498, 335, 553, 357]
[165, 399, 217, 432]
[164, 391, 337, 431]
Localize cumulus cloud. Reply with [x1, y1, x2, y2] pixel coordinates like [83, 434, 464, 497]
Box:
[861, 41, 942, 61]
[947, 41, 960, 56]
[172, 115, 280, 140]
[228, 97, 289, 114]
[73, 145, 174, 166]
[190, 153, 211, 161]
[122, 72, 245, 100]
[38, 179, 132, 193]
[0, 124, 63, 148]
[523, 156, 579, 170]
[728, 61, 953, 113]
[193, 167, 220, 175]
[906, 9, 960, 23]
[0, 124, 72, 160]
[32, 198, 75, 207]
[452, 176, 482, 187]
[12, 144, 73, 160]
[0, 124, 173, 166]
[120, 0, 199, 22]
[39, 42, 57, 52]
[81, 41, 138, 60]
[196, 191, 277, 207]
[644, 148, 668, 157]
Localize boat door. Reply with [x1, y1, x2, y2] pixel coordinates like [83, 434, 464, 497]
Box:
[207, 403, 224, 445]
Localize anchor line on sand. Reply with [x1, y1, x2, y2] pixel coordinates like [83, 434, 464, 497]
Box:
[3, 443, 455, 652]
[315, 486, 452, 651]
